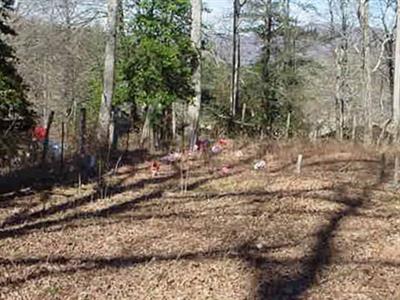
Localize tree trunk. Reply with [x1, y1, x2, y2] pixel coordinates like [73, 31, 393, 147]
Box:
[352, 115, 357, 142]
[261, 0, 273, 126]
[358, 0, 373, 144]
[393, 2, 400, 141]
[386, 37, 395, 98]
[62, 0, 74, 117]
[230, 0, 242, 118]
[141, 107, 154, 152]
[334, 0, 350, 141]
[41, 111, 55, 165]
[79, 108, 86, 155]
[241, 102, 246, 127]
[172, 102, 177, 144]
[97, 0, 119, 146]
[188, 0, 202, 149]
[109, 110, 118, 150]
[335, 45, 344, 141]
[61, 121, 65, 171]
[283, 0, 291, 72]
[285, 112, 291, 139]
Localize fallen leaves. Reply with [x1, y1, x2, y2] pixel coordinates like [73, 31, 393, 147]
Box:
[0, 141, 399, 299]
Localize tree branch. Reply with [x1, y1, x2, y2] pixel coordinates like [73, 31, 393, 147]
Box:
[372, 36, 391, 73]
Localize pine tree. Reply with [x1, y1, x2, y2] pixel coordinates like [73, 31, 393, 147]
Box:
[0, 0, 34, 132]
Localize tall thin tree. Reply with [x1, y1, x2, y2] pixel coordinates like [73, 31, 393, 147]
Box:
[393, 0, 400, 140]
[97, 0, 119, 146]
[330, 0, 350, 141]
[230, 0, 247, 118]
[358, 0, 373, 143]
[188, 0, 202, 149]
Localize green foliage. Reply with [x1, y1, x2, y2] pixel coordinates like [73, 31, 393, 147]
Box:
[121, 0, 197, 125]
[0, 0, 34, 132]
[86, 72, 102, 117]
[200, 0, 321, 138]
[200, 53, 231, 126]
[240, 0, 318, 136]
[86, 64, 129, 120]
[86, 24, 128, 121]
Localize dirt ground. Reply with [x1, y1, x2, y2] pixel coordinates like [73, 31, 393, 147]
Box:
[0, 141, 400, 300]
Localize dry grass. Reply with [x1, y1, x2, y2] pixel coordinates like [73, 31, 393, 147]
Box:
[0, 140, 400, 299]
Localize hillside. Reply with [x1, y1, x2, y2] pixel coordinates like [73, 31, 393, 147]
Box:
[0, 141, 399, 299]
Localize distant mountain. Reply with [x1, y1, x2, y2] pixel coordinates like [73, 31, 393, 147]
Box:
[206, 28, 331, 66]
[207, 32, 262, 65]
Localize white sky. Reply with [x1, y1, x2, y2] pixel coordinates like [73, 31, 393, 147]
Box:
[203, 0, 396, 25]
[204, 0, 232, 31]
[203, 0, 326, 32]
[205, 0, 232, 16]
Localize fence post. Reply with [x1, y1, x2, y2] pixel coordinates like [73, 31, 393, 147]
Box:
[41, 110, 54, 165]
[79, 108, 86, 156]
[296, 154, 303, 175]
[395, 155, 399, 186]
[379, 153, 386, 182]
[60, 121, 65, 172]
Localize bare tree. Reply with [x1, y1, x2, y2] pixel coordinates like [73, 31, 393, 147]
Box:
[17, 0, 106, 23]
[377, 0, 396, 97]
[97, 0, 118, 146]
[393, 0, 400, 139]
[10, 0, 106, 125]
[358, 0, 373, 143]
[329, 0, 350, 140]
[230, 0, 247, 118]
[188, 0, 202, 149]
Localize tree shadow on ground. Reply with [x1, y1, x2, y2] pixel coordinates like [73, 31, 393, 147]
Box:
[0, 199, 398, 291]
[240, 179, 380, 299]
[26, 187, 331, 236]
[0, 167, 246, 241]
[0, 182, 381, 287]
[0, 153, 258, 234]
[0, 241, 280, 288]
[0, 172, 177, 229]
[0, 149, 151, 199]
[0, 153, 393, 299]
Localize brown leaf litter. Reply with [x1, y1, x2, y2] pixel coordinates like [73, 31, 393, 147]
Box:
[0, 141, 400, 299]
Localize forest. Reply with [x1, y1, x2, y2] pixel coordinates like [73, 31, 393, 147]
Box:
[1, 0, 400, 299]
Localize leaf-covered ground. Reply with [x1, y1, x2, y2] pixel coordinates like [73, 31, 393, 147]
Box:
[1, 141, 400, 299]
